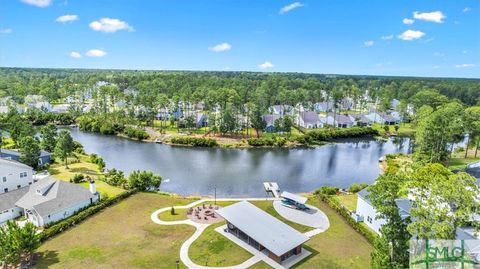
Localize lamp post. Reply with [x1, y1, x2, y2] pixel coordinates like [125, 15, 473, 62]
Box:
[176, 260, 179, 269]
[214, 186, 217, 205]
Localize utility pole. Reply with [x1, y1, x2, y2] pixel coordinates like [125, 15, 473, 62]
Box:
[214, 186, 217, 205]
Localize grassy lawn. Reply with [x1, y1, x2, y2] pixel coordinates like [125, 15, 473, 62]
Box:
[35, 193, 198, 269]
[372, 122, 415, 137]
[189, 221, 253, 267]
[48, 154, 125, 198]
[449, 148, 480, 171]
[332, 194, 357, 212]
[292, 196, 373, 269]
[250, 200, 314, 233]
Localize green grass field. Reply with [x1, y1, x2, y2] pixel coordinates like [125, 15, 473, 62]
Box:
[35, 194, 372, 269]
[48, 154, 125, 198]
[332, 194, 358, 212]
[35, 193, 197, 269]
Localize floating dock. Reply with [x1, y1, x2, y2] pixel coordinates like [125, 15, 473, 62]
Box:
[263, 182, 280, 198]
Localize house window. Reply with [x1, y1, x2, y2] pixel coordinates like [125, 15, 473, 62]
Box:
[2, 176, 6, 182]
[4, 188, 8, 193]
[17, 185, 21, 189]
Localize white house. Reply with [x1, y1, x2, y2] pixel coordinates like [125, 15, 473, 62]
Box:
[269, 105, 294, 116]
[0, 159, 99, 226]
[355, 188, 386, 233]
[297, 111, 323, 129]
[355, 188, 478, 239]
[15, 178, 99, 226]
[325, 113, 354, 128]
[365, 110, 400, 125]
[0, 158, 34, 194]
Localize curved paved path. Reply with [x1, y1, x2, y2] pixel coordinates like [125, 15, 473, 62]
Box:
[273, 200, 330, 237]
[151, 197, 329, 269]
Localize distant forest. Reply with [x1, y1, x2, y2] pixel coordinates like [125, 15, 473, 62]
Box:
[0, 68, 479, 109]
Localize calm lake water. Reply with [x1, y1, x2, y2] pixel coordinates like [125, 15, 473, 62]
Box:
[69, 129, 412, 197]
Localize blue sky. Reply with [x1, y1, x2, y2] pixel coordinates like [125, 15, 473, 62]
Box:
[1, 0, 479, 78]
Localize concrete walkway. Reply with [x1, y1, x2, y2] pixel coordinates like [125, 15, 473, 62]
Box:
[273, 200, 330, 233]
[150, 196, 328, 269]
[151, 198, 275, 269]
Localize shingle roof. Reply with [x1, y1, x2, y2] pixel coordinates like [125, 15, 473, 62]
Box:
[0, 149, 51, 158]
[327, 113, 353, 124]
[299, 111, 320, 124]
[0, 158, 33, 170]
[15, 178, 96, 217]
[0, 186, 30, 211]
[216, 201, 309, 256]
[262, 114, 282, 126]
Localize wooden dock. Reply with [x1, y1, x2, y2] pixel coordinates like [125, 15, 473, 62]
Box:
[263, 182, 280, 198]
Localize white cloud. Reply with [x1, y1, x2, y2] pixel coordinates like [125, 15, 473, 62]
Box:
[89, 18, 134, 33]
[398, 30, 425, 41]
[403, 18, 415, 25]
[455, 64, 475, 68]
[364, 40, 374, 47]
[413, 11, 446, 23]
[462, 7, 472, 13]
[258, 61, 274, 69]
[433, 52, 445, 57]
[56, 14, 78, 23]
[85, 49, 107, 57]
[70, 51, 81, 58]
[433, 65, 440, 69]
[208, 42, 232, 52]
[0, 28, 12, 34]
[20, 0, 51, 7]
[279, 2, 304, 15]
[381, 35, 394, 40]
[463, 50, 468, 54]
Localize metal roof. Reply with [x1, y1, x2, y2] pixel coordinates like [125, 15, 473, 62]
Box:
[216, 201, 309, 256]
[280, 191, 308, 204]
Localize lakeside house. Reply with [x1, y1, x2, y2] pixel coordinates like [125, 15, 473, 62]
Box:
[0, 149, 51, 166]
[313, 101, 334, 113]
[269, 105, 294, 116]
[24, 95, 52, 112]
[52, 104, 71, 114]
[324, 113, 354, 128]
[0, 158, 99, 226]
[297, 111, 322, 129]
[216, 201, 309, 265]
[262, 114, 282, 132]
[355, 188, 479, 239]
[365, 110, 400, 125]
[348, 114, 372, 127]
[196, 113, 208, 128]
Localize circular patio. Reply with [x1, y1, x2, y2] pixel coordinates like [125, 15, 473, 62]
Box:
[187, 204, 224, 224]
[273, 200, 330, 230]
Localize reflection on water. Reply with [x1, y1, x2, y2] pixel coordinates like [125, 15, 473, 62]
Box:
[69, 129, 411, 197]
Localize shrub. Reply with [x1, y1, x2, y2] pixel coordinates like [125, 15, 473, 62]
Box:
[40, 191, 131, 238]
[171, 206, 175, 215]
[124, 127, 149, 140]
[41, 190, 137, 241]
[71, 174, 85, 184]
[73, 141, 85, 154]
[247, 137, 275, 147]
[89, 153, 106, 170]
[300, 127, 378, 145]
[316, 192, 377, 244]
[348, 183, 369, 193]
[170, 137, 218, 147]
[314, 186, 339, 196]
[383, 125, 389, 132]
[103, 168, 127, 188]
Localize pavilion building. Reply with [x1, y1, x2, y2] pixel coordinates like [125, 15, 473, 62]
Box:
[216, 201, 309, 264]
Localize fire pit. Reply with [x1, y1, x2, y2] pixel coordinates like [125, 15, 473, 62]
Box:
[204, 210, 214, 217]
[187, 204, 224, 224]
